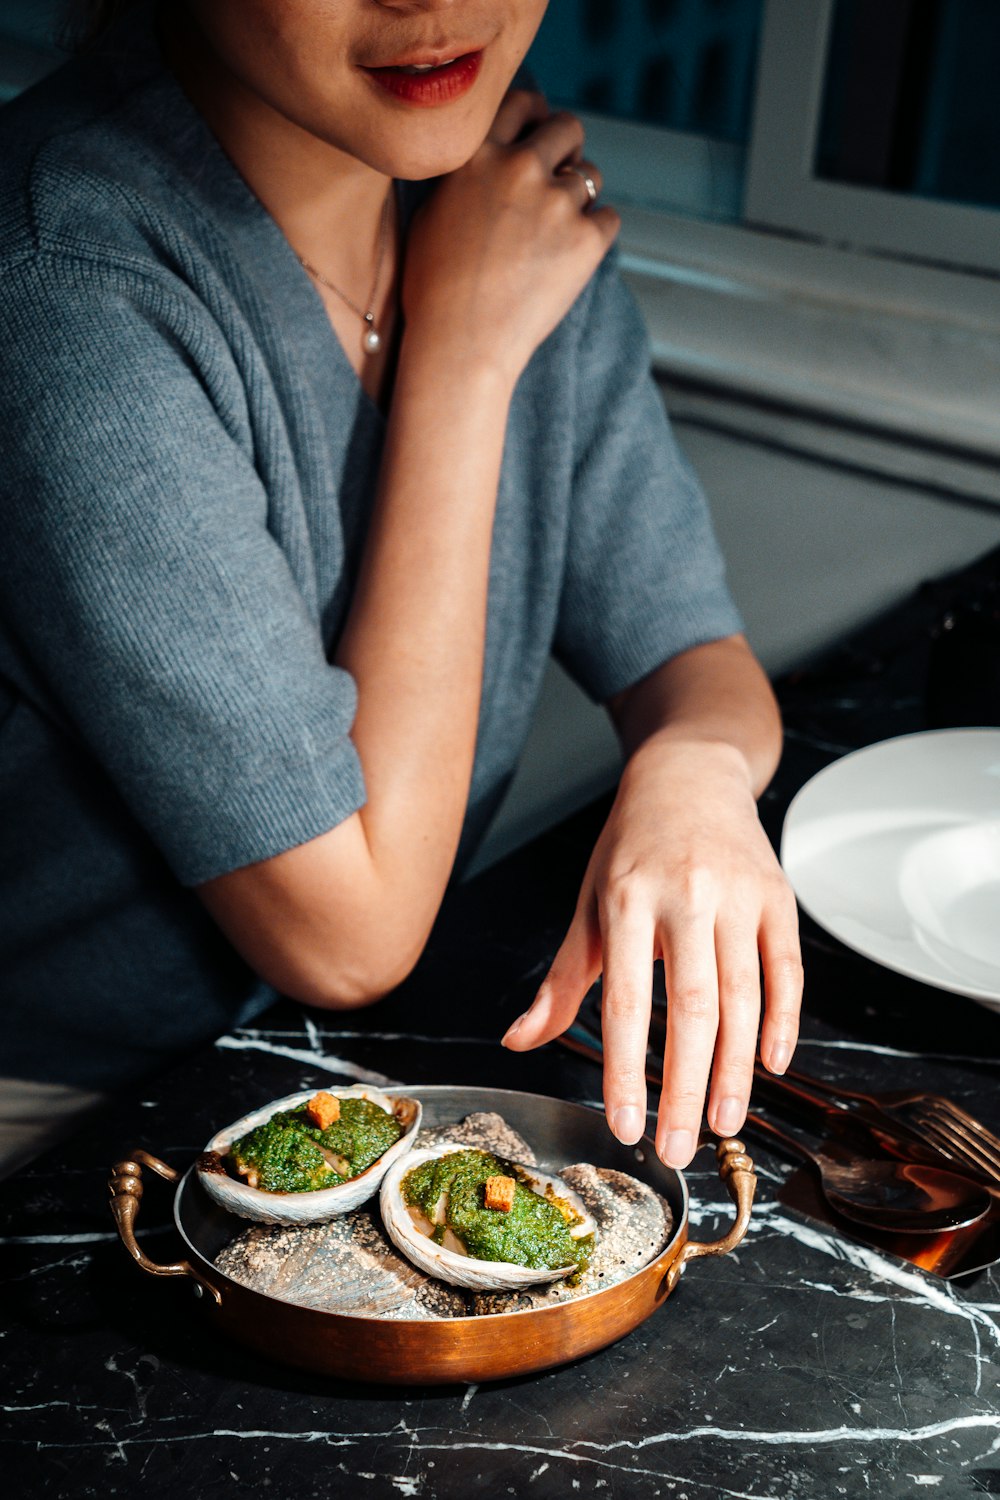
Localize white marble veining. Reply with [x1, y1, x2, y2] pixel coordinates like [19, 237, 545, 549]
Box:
[215, 1032, 395, 1086]
[17, 1409, 1000, 1488]
[235, 1026, 497, 1046]
[796, 1038, 1000, 1066]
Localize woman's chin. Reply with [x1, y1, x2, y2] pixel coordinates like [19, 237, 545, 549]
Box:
[332, 89, 495, 181]
[389, 147, 482, 182]
[351, 129, 487, 183]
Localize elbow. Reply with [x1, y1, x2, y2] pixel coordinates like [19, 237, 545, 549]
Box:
[276, 940, 424, 1013]
[199, 867, 433, 1011]
[295, 971, 398, 1013]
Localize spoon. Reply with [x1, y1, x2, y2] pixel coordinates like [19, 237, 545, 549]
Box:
[746, 1112, 992, 1235]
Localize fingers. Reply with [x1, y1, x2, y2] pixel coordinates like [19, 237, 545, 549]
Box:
[496, 103, 619, 251]
[522, 108, 586, 174]
[656, 908, 719, 1169]
[586, 204, 622, 252]
[501, 897, 600, 1051]
[758, 880, 804, 1075]
[503, 859, 800, 1174]
[599, 887, 655, 1145]
[556, 158, 603, 209]
[706, 876, 800, 1141]
[706, 918, 761, 1140]
[555, 156, 619, 251]
[489, 87, 550, 146]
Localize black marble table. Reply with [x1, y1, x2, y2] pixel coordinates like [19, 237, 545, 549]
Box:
[4, 548, 1000, 1499]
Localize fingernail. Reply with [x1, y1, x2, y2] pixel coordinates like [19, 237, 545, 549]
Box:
[611, 1105, 645, 1145]
[769, 1041, 793, 1075]
[661, 1129, 694, 1167]
[501, 1014, 526, 1047]
[715, 1097, 744, 1136]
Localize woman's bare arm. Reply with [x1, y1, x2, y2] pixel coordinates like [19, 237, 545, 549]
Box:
[198, 351, 512, 1005]
[197, 96, 619, 1007]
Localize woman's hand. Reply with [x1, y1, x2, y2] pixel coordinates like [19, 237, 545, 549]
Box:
[501, 640, 804, 1169]
[402, 90, 620, 386]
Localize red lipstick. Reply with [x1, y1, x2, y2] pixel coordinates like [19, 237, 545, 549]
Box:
[364, 51, 483, 107]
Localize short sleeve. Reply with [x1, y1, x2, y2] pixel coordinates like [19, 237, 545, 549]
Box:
[554, 254, 744, 703]
[0, 257, 365, 886]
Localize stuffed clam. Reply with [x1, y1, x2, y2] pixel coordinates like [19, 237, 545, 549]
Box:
[379, 1143, 597, 1290]
[197, 1085, 421, 1224]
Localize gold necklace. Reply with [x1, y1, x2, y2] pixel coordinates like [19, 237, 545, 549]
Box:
[297, 190, 393, 354]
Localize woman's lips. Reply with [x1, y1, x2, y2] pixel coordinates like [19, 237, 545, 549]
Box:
[364, 51, 484, 107]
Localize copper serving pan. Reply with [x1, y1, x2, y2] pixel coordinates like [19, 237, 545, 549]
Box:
[109, 1085, 755, 1385]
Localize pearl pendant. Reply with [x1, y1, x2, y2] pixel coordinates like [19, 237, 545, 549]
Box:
[363, 327, 382, 354]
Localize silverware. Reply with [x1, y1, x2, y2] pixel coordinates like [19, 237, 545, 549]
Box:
[577, 1011, 1000, 1170]
[557, 1024, 1000, 1275]
[606, 991, 1000, 1192]
[906, 1101, 1000, 1187]
[751, 1065, 943, 1161]
[560, 1024, 993, 1236]
[744, 1112, 992, 1235]
[781, 1066, 1000, 1189]
[608, 985, 1000, 1170]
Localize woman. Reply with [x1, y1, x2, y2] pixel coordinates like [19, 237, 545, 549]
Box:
[0, 0, 802, 1173]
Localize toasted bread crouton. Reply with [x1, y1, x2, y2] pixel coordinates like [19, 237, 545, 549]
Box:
[484, 1174, 516, 1212]
[307, 1091, 341, 1130]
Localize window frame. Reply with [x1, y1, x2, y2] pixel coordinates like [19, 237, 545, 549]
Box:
[744, 0, 1000, 276]
[562, 0, 1000, 500]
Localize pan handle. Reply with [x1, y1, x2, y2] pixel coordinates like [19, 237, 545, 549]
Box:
[108, 1151, 221, 1305]
[662, 1134, 756, 1296]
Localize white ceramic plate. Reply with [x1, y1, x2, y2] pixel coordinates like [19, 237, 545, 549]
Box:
[781, 729, 1000, 1009]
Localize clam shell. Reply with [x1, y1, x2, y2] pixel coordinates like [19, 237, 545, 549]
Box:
[379, 1143, 597, 1290]
[197, 1086, 421, 1224]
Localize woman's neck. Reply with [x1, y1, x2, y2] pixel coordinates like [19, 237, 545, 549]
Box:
[159, 6, 400, 399]
[159, 6, 392, 278]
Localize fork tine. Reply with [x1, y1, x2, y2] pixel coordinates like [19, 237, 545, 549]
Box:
[923, 1097, 1000, 1159]
[916, 1118, 988, 1174]
[914, 1114, 1000, 1188]
[919, 1100, 1000, 1172]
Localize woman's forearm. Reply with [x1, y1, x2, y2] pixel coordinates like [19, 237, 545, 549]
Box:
[336, 347, 515, 912]
[198, 348, 514, 1003]
[609, 634, 783, 796]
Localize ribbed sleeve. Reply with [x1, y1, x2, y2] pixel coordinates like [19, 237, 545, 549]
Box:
[554, 256, 744, 703]
[0, 255, 366, 885]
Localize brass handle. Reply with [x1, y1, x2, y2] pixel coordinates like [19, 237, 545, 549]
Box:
[662, 1134, 757, 1296]
[108, 1151, 220, 1305]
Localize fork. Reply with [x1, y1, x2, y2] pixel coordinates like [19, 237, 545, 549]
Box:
[651, 1000, 993, 1172]
[781, 1066, 1000, 1189]
[653, 989, 1000, 1187]
[874, 1098, 1000, 1189]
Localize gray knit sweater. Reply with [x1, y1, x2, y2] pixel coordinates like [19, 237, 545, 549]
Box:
[0, 8, 742, 1088]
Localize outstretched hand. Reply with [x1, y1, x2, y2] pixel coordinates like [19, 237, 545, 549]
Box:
[501, 642, 803, 1169]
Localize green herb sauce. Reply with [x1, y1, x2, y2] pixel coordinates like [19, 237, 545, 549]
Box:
[229, 1098, 403, 1194]
[402, 1149, 592, 1272]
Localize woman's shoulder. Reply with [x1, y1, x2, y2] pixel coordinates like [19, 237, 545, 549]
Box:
[0, 19, 215, 285]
